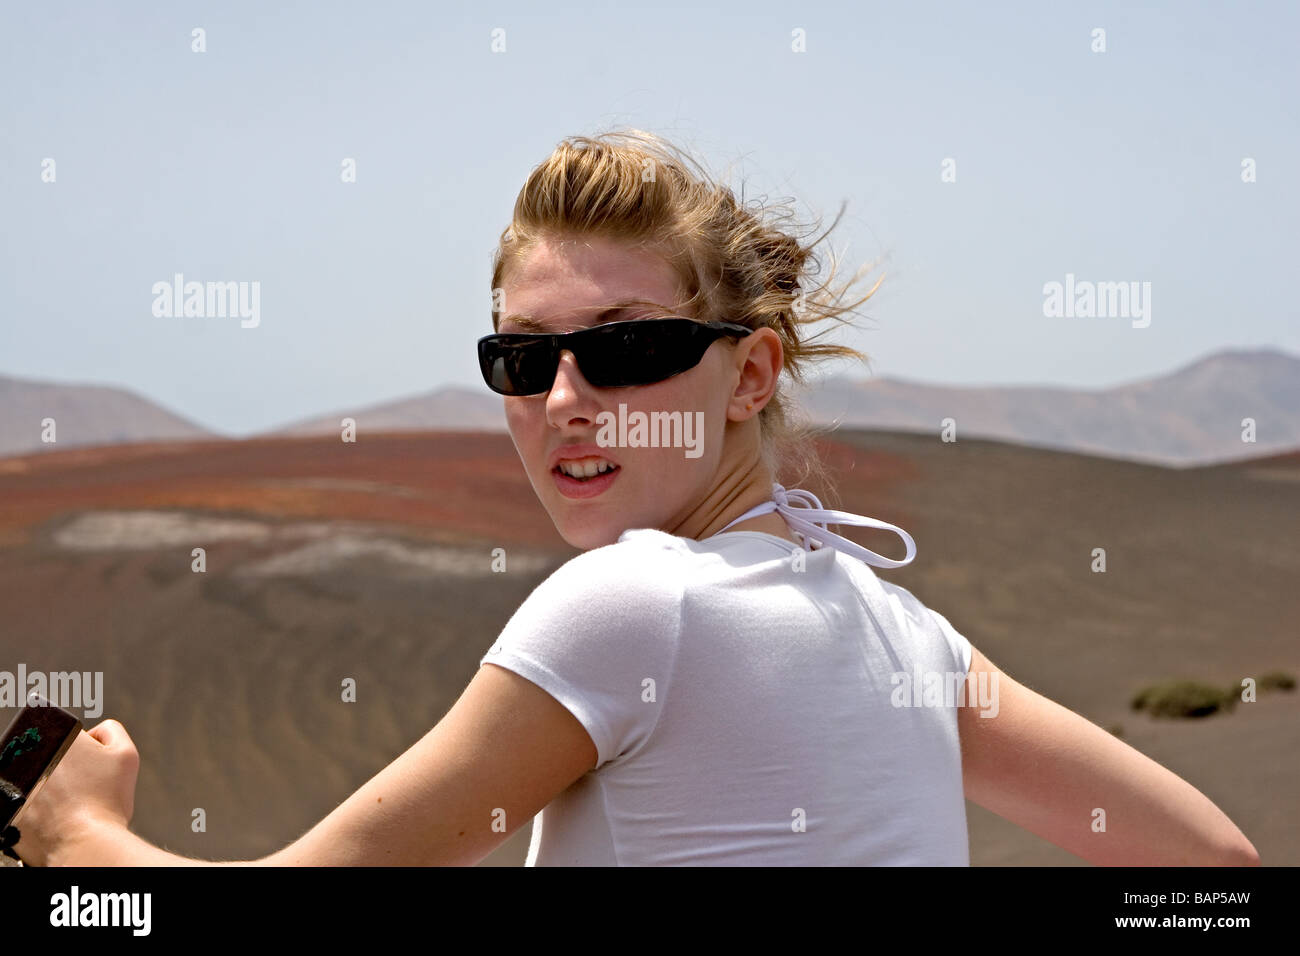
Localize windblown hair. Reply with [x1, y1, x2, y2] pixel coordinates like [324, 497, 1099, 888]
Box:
[489, 128, 883, 504]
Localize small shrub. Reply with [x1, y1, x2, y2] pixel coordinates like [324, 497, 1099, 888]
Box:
[1131, 681, 1233, 719]
[1259, 671, 1296, 692]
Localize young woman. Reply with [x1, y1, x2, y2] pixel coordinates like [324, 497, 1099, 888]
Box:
[14, 130, 1259, 866]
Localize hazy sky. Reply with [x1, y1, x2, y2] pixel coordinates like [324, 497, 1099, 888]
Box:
[3, 1, 1296, 437]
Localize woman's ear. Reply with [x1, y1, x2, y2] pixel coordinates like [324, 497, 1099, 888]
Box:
[729, 328, 782, 419]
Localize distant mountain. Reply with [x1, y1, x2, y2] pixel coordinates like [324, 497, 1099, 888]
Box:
[0, 374, 215, 457]
[2, 348, 1295, 466]
[267, 386, 506, 437]
[268, 347, 1298, 467]
[801, 348, 1300, 467]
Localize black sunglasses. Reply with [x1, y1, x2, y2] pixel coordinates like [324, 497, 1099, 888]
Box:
[477, 316, 754, 397]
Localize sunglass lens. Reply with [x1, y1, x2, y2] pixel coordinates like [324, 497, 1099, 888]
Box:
[482, 337, 555, 395]
[581, 320, 698, 387]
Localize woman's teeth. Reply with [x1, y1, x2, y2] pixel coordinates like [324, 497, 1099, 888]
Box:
[557, 458, 618, 479]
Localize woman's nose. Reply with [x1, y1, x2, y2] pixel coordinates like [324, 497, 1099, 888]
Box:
[543, 351, 598, 426]
[545, 350, 604, 426]
[549, 350, 590, 397]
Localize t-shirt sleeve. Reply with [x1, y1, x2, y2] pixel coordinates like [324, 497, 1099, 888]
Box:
[878, 579, 974, 677]
[926, 606, 974, 677]
[479, 536, 685, 771]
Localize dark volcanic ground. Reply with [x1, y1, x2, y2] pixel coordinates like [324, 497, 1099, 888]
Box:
[0, 430, 1295, 865]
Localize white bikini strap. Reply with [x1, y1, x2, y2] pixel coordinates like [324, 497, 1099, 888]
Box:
[716, 483, 917, 569]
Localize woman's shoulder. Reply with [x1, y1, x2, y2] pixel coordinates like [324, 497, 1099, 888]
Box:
[487, 529, 689, 688]
[558, 527, 691, 573]
[532, 526, 808, 606]
[523, 529, 689, 613]
[871, 577, 974, 675]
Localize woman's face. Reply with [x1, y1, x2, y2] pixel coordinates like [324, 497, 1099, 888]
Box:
[498, 234, 780, 551]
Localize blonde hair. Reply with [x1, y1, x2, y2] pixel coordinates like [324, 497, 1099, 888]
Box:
[490, 128, 883, 506]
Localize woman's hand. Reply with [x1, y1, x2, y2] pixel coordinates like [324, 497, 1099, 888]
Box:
[13, 719, 140, 866]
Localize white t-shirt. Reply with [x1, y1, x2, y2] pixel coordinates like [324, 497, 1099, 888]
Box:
[479, 527, 974, 866]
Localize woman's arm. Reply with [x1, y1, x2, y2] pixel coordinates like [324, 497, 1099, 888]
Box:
[256, 663, 597, 866]
[31, 664, 597, 866]
[45, 815, 229, 866]
[958, 645, 1260, 866]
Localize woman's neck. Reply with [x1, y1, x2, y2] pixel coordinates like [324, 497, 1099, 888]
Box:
[711, 510, 802, 546]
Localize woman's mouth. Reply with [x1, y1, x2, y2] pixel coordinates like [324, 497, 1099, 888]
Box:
[552, 457, 621, 499]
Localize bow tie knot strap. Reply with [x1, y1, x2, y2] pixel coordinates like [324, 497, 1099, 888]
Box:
[717, 483, 917, 570]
